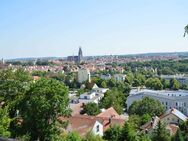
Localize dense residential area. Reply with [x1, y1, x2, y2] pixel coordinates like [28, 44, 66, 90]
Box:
[1, 50, 188, 141]
[1, 1, 188, 140]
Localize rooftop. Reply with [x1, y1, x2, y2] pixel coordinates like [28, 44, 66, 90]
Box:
[130, 89, 188, 97]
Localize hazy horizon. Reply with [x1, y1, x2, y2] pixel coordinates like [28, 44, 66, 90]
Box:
[1, 0, 188, 59]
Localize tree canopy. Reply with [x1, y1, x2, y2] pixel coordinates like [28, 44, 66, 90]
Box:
[128, 97, 165, 117]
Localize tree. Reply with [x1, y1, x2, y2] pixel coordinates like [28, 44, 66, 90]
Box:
[0, 69, 32, 137]
[145, 78, 163, 90]
[65, 132, 82, 141]
[84, 132, 104, 141]
[173, 128, 184, 141]
[179, 120, 188, 141]
[107, 79, 116, 88]
[101, 81, 107, 88]
[83, 103, 100, 116]
[128, 97, 165, 117]
[170, 78, 180, 90]
[103, 125, 122, 141]
[99, 88, 125, 114]
[19, 78, 70, 141]
[152, 121, 171, 141]
[139, 134, 151, 141]
[132, 79, 141, 87]
[134, 73, 146, 86]
[0, 107, 11, 138]
[120, 122, 139, 141]
[125, 72, 134, 85]
[161, 79, 170, 89]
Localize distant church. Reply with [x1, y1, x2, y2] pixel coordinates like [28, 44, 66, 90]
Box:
[67, 47, 83, 63]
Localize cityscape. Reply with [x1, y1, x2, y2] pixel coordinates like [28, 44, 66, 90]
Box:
[0, 1, 188, 141]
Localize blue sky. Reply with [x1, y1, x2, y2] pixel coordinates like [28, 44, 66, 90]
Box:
[0, 0, 188, 59]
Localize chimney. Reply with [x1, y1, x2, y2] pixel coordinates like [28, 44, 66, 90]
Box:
[109, 117, 112, 124]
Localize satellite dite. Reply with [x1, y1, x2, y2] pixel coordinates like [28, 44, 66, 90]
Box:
[184, 25, 188, 37]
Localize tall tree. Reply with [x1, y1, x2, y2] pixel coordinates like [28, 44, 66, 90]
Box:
[19, 78, 70, 141]
[152, 121, 171, 141]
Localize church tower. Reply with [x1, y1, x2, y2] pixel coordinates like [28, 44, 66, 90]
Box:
[78, 47, 83, 63]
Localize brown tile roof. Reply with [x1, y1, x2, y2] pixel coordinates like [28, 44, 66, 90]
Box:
[96, 107, 121, 119]
[59, 115, 102, 136]
[58, 107, 125, 136]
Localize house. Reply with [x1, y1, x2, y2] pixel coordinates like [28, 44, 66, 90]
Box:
[92, 87, 109, 94]
[59, 115, 104, 136]
[160, 74, 188, 85]
[160, 108, 188, 124]
[59, 107, 125, 137]
[140, 108, 188, 135]
[96, 107, 125, 131]
[79, 91, 104, 104]
[114, 74, 126, 82]
[100, 74, 112, 80]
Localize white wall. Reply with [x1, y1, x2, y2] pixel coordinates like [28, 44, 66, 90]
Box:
[92, 121, 103, 136]
[78, 69, 91, 83]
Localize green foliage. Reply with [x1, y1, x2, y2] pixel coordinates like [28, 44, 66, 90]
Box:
[170, 78, 180, 90]
[0, 107, 11, 138]
[179, 120, 188, 140]
[125, 72, 134, 85]
[19, 78, 70, 141]
[161, 79, 170, 89]
[128, 115, 142, 129]
[120, 122, 139, 141]
[173, 128, 184, 141]
[83, 103, 100, 116]
[152, 121, 171, 141]
[139, 134, 152, 141]
[103, 125, 122, 141]
[101, 81, 107, 88]
[84, 132, 104, 141]
[146, 78, 163, 90]
[128, 97, 165, 117]
[99, 88, 125, 114]
[65, 132, 82, 141]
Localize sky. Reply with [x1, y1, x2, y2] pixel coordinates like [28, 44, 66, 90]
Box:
[0, 0, 188, 59]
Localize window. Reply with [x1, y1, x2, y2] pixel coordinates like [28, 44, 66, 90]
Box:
[96, 125, 100, 132]
[84, 96, 87, 99]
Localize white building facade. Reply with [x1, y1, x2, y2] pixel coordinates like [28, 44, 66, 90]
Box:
[78, 68, 91, 83]
[127, 89, 188, 116]
[114, 74, 126, 82]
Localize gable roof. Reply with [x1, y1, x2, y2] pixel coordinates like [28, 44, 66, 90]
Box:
[59, 115, 102, 136]
[160, 108, 188, 122]
[97, 107, 121, 119]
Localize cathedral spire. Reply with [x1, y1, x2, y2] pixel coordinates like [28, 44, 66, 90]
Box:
[78, 47, 83, 63]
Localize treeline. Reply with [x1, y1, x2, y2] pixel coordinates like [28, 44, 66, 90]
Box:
[125, 59, 188, 75]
